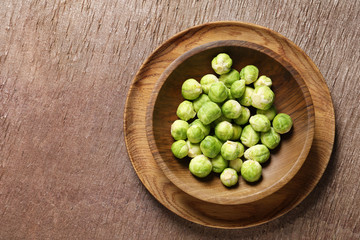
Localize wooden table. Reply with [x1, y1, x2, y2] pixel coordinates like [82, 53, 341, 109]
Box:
[0, 0, 359, 239]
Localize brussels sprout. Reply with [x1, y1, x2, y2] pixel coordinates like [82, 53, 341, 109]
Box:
[187, 125, 205, 143]
[244, 144, 270, 164]
[186, 140, 202, 158]
[257, 105, 277, 121]
[240, 125, 260, 147]
[215, 121, 234, 141]
[197, 101, 221, 125]
[273, 113, 293, 134]
[241, 160, 262, 182]
[200, 74, 219, 94]
[208, 82, 228, 103]
[260, 127, 281, 149]
[193, 94, 211, 112]
[231, 124, 242, 140]
[221, 141, 241, 160]
[171, 140, 189, 159]
[200, 136, 222, 158]
[170, 120, 189, 140]
[234, 107, 251, 125]
[189, 119, 210, 136]
[181, 78, 202, 100]
[221, 100, 242, 119]
[176, 100, 196, 121]
[211, 154, 229, 173]
[237, 142, 245, 158]
[211, 53, 232, 75]
[229, 158, 243, 172]
[230, 80, 246, 98]
[251, 86, 274, 110]
[219, 69, 240, 88]
[220, 168, 238, 187]
[240, 65, 259, 84]
[254, 75, 272, 88]
[189, 155, 212, 178]
[238, 86, 254, 106]
[249, 114, 271, 132]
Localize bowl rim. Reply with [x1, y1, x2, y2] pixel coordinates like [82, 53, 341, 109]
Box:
[146, 39, 315, 205]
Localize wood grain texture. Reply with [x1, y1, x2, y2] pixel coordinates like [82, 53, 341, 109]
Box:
[0, 0, 359, 239]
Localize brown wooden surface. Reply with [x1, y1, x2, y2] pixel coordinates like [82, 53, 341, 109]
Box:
[0, 0, 359, 239]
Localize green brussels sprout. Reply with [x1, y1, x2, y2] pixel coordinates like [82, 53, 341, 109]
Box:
[240, 65, 259, 84]
[219, 69, 240, 88]
[187, 125, 205, 143]
[200, 74, 219, 94]
[249, 114, 271, 132]
[238, 86, 254, 106]
[221, 140, 241, 160]
[197, 101, 222, 125]
[230, 124, 242, 140]
[189, 119, 210, 136]
[181, 78, 202, 100]
[211, 53, 232, 75]
[260, 127, 281, 149]
[229, 158, 243, 172]
[193, 94, 211, 112]
[257, 105, 277, 121]
[234, 107, 251, 125]
[215, 121, 234, 141]
[170, 120, 189, 140]
[211, 154, 229, 173]
[189, 155, 212, 178]
[200, 136, 222, 158]
[176, 100, 196, 121]
[240, 125, 260, 147]
[221, 100, 242, 119]
[273, 113, 293, 134]
[186, 140, 202, 158]
[237, 142, 245, 158]
[254, 75, 272, 88]
[208, 82, 228, 103]
[241, 160, 262, 182]
[171, 140, 189, 159]
[251, 86, 274, 110]
[244, 144, 270, 164]
[230, 80, 246, 98]
[220, 168, 239, 187]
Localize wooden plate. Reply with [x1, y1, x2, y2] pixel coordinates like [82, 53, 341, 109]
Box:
[124, 22, 335, 228]
[147, 40, 315, 205]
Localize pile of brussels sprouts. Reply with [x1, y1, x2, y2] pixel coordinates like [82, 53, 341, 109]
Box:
[170, 53, 293, 187]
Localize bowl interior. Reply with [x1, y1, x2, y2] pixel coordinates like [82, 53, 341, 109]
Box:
[147, 40, 314, 205]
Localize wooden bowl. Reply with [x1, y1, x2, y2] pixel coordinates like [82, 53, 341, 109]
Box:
[146, 40, 315, 205]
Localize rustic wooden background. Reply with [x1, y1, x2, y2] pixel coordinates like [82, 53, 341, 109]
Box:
[0, 0, 359, 239]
